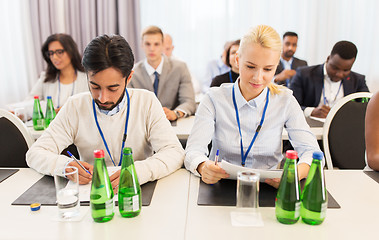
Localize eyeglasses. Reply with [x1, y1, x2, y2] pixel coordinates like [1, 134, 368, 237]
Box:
[45, 49, 65, 58]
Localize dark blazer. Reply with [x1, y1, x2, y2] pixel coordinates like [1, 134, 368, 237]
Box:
[129, 56, 196, 115]
[275, 57, 308, 86]
[210, 70, 239, 87]
[290, 64, 369, 110]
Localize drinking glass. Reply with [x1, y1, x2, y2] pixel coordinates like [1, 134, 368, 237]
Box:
[54, 166, 80, 219]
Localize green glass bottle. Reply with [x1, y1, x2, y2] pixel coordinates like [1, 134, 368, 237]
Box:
[275, 150, 301, 224]
[90, 150, 114, 223]
[118, 147, 141, 218]
[45, 96, 56, 128]
[301, 151, 327, 225]
[32, 95, 45, 131]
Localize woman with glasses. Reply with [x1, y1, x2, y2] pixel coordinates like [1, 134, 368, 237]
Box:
[185, 25, 322, 188]
[28, 33, 87, 113]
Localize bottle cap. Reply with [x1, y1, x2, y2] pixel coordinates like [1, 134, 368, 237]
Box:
[286, 150, 298, 159]
[30, 203, 41, 211]
[47, 96, 52, 99]
[123, 147, 132, 155]
[312, 151, 324, 160]
[34, 95, 39, 99]
[94, 149, 104, 158]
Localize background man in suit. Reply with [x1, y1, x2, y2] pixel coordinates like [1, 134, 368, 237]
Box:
[290, 40, 369, 118]
[274, 32, 307, 87]
[129, 26, 196, 121]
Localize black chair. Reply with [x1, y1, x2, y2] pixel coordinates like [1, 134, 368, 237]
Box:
[0, 109, 34, 167]
[323, 92, 372, 169]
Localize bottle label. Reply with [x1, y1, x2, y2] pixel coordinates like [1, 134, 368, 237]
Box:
[105, 199, 114, 215]
[294, 202, 300, 218]
[37, 119, 45, 127]
[122, 195, 140, 212]
[320, 202, 327, 218]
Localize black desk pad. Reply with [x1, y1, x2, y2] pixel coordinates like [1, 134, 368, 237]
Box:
[198, 179, 340, 208]
[0, 169, 18, 183]
[12, 175, 157, 206]
[364, 171, 379, 184]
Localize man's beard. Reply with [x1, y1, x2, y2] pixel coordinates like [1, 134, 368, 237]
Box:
[95, 88, 126, 111]
[283, 50, 294, 59]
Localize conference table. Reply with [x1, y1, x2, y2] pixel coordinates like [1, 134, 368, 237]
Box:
[1, 168, 379, 239]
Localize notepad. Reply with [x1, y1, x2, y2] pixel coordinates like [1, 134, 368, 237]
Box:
[220, 160, 283, 181]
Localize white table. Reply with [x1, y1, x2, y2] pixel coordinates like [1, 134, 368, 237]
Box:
[185, 170, 379, 240]
[0, 168, 190, 240]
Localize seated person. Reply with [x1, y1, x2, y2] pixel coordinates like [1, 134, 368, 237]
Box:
[365, 91, 379, 171]
[273, 32, 307, 87]
[210, 39, 240, 87]
[26, 35, 184, 190]
[23, 34, 88, 117]
[185, 25, 321, 188]
[128, 26, 196, 121]
[202, 41, 231, 93]
[290, 41, 369, 119]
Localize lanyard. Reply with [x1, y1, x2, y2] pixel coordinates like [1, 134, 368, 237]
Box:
[322, 81, 343, 106]
[229, 71, 233, 83]
[92, 89, 130, 166]
[232, 85, 269, 166]
[57, 72, 76, 108]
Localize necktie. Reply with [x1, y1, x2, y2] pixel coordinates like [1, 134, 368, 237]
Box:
[153, 71, 159, 95]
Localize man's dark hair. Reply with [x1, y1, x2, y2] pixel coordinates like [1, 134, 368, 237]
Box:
[226, 39, 240, 67]
[283, 32, 298, 39]
[330, 41, 358, 60]
[41, 33, 84, 83]
[82, 35, 134, 78]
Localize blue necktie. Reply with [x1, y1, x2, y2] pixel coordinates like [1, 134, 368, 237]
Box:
[153, 71, 159, 96]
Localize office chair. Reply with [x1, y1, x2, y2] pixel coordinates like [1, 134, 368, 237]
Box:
[323, 92, 372, 170]
[0, 109, 34, 167]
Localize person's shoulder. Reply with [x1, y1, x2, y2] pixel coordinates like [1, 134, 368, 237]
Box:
[293, 57, 308, 66]
[208, 82, 233, 97]
[167, 56, 188, 69]
[349, 71, 365, 81]
[64, 92, 92, 110]
[270, 86, 295, 102]
[128, 88, 156, 101]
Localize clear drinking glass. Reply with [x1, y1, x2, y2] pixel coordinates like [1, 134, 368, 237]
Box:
[236, 171, 260, 209]
[231, 171, 263, 227]
[14, 107, 27, 123]
[54, 166, 80, 219]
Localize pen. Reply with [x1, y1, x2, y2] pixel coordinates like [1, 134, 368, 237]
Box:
[67, 151, 91, 175]
[215, 149, 220, 165]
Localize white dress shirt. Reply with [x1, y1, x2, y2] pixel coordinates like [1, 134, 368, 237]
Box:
[185, 81, 322, 176]
[304, 64, 344, 117]
[144, 57, 164, 84]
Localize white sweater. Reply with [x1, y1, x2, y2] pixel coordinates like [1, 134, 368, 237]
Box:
[26, 89, 184, 184]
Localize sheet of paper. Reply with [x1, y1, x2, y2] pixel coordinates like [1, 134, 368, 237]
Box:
[78, 166, 120, 202]
[309, 116, 326, 123]
[220, 160, 282, 181]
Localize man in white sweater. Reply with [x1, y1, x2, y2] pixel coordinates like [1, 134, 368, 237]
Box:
[26, 35, 184, 188]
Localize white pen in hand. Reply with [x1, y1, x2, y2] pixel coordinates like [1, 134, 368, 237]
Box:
[67, 151, 91, 175]
[215, 149, 220, 165]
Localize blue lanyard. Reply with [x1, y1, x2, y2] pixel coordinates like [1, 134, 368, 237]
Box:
[92, 89, 130, 166]
[229, 71, 234, 83]
[57, 72, 76, 108]
[322, 81, 343, 106]
[232, 85, 269, 166]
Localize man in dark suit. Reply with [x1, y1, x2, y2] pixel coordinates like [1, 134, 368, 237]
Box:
[274, 32, 307, 87]
[129, 26, 196, 121]
[290, 40, 369, 119]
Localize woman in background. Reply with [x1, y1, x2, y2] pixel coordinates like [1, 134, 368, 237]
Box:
[210, 39, 240, 87]
[29, 33, 87, 113]
[185, 25, 321, 187]
[365, 91, 379, 170]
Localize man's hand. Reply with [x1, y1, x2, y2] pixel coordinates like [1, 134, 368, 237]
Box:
[67, 161, 93, 185]
[197, 160, 229, 184]
[265, 178, 280, 189]
[163, 107, 183, 121]
[274, 69, 296, 82]
[109, 170, 121, 194]
[311, 105, 331, 118]
[55, 107, 62, 114]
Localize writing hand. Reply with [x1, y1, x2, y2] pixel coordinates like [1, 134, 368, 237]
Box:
[311, 105, 331, 118]
[109, 170, 121, 194]
[67, 161, 93, 185]
[197, 160, 229, 184]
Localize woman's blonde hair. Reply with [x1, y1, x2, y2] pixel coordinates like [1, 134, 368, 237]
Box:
[238, 25, 284, 94]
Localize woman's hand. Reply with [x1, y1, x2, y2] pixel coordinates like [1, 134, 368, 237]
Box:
[197, 160, 229, 184]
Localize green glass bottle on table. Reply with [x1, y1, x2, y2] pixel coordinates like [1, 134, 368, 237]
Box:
[118, 147, 141, 218]
[45, 96, 56, 127]
[90, 150, 114, 223]
[32, 95, 45, 130]
[301, 151, 327, 225]
[275, 150, 301, 224]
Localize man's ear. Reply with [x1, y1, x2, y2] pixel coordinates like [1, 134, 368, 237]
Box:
[126, 70, 134, 86]
[326, 55, 330, 63]
[235, 53, 240, 67]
